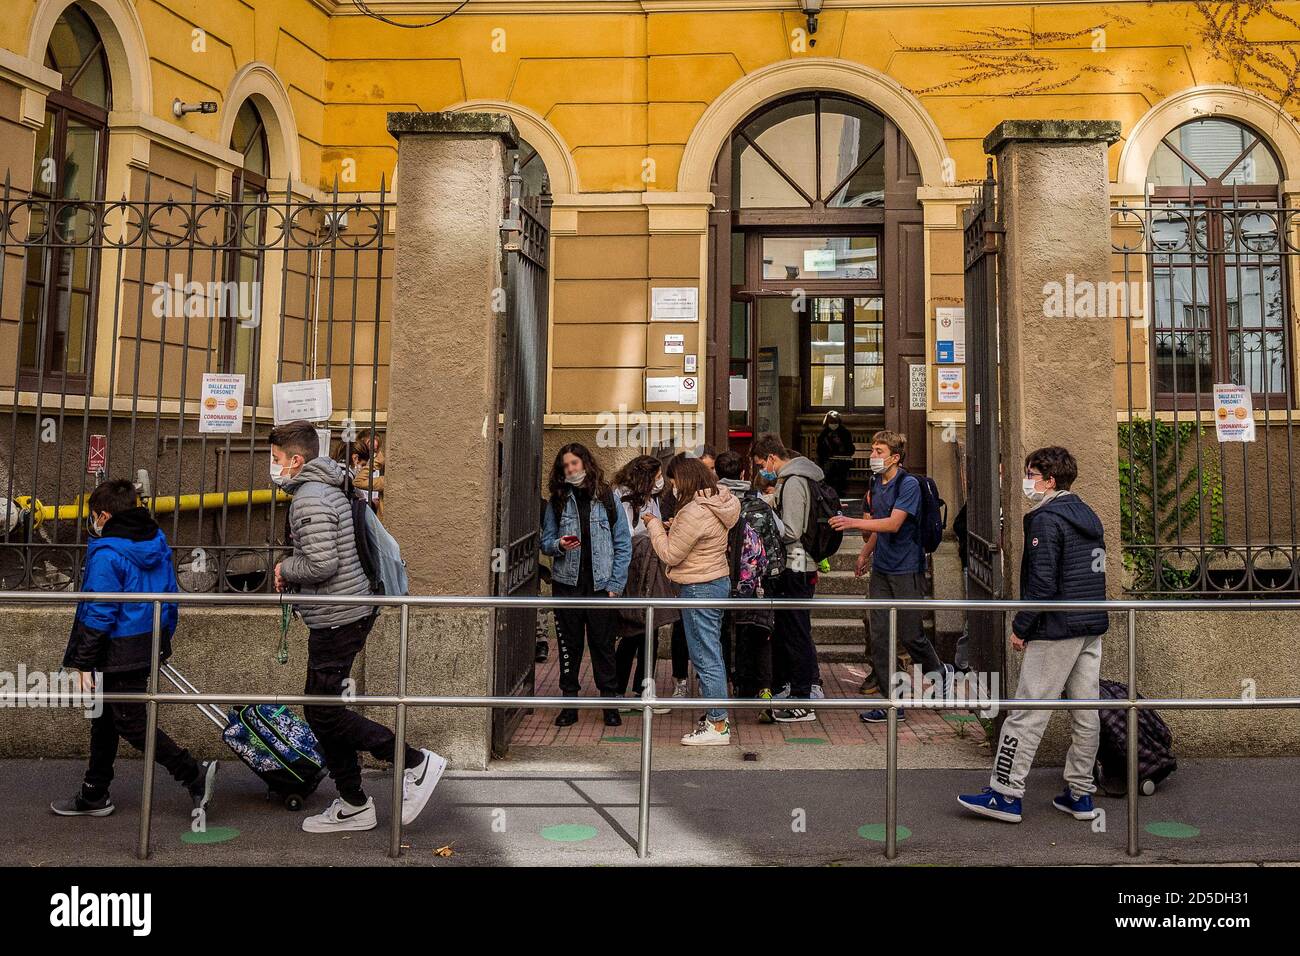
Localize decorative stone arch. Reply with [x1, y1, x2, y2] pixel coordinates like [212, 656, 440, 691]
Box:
[219, 62, 302, 186]
[679, 57, 950, 194]
[443, 98, 579, 195]
[1118, 84, 1300, 187]
[27, 0, 151, 115]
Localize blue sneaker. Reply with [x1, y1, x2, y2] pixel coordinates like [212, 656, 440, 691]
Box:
[957, 787, 1022, 823]
[1052, 788, 1099, 820]
[859, 708, 906, 724]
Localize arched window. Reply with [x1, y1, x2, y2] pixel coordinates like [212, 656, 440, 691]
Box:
[1145, 118, 1288, 404]
[21, 3, 111, 391]
[223, 100, 269, 382]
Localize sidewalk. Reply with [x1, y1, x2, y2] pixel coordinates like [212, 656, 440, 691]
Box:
[6, 757, 1297, 867]
[506, 636, 988, 771]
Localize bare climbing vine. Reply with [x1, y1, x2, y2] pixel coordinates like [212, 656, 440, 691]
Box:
[1192, 1, 1300, 113]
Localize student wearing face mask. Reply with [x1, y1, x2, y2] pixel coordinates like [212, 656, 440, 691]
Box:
[642, 454, 740, 745]
[829, 430, 952, 723]
[541, 443, 633, 728]
[612, 455, 678, 708]
[271, 420, 446, 834]
[959, 446, 1108, 825]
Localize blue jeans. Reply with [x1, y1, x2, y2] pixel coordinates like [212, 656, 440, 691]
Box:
[678, 576, 731, 722]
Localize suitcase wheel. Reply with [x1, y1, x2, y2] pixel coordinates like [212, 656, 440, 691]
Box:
[284, 793, 304, 811]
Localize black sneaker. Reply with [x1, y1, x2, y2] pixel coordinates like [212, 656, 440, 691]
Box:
[189, 760, 219, 812]
[51, 787, 115, 817]
[772, 708, 817, 723]
[603, 709, 622, 727]
[534, 640, 549, 664]
[554, 708, 579, 727]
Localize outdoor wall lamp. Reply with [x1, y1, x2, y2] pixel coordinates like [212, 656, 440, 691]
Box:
[172, 99, 218, 118]
[800, 0, 824, 44]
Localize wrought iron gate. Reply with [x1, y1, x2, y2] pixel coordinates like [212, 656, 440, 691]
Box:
[492, 163, 551, 755]
[961, 160, 1006, 677]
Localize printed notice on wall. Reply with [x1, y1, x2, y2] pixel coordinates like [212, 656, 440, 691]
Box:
[678, 376, 698, 405]
[729, 375, 749, 412]
[651, 287, 698, 322]
[1213, 383, 1255, 442]
[199, 373, 245, 434]
[937, 367, 963, 404]
[909, 364, 927, 411]
[645, 376, 679, 404]
[936, 307, 965, 364]
[273, 378, 333, 424]
[664, 334, 685, 354]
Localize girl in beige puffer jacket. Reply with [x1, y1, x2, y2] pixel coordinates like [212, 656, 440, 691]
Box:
[642, 455, 739, 746]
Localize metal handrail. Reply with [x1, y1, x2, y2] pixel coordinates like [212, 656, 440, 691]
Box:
[6, 590, 1299, 862]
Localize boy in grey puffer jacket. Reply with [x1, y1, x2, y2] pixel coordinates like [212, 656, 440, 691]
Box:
[270, 420, 446, 835]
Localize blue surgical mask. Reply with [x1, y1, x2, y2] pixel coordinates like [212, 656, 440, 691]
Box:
[758, 468, 778, 483]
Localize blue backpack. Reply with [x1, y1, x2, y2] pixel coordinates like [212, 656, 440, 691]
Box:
[353, 501, 409, 597]
[909, 470, 947, 554]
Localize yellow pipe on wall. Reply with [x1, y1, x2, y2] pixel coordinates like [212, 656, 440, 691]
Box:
[17, 489, 290, 526]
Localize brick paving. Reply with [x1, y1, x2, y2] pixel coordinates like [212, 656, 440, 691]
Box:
[512, 635, 977, 748]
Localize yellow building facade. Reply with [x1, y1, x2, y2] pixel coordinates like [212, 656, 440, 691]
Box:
[2, 0, 1300, 500]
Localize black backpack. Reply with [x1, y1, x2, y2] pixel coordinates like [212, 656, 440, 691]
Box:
[783, 474, 843, 562]
[739, 493, 786, 577]
[911, 470, 948, 554]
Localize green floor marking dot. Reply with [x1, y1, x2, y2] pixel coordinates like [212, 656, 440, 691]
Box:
[181, 826, 240, 845]
[541, 823, 598, 843]
[602, 736, 641, 743]
[1145, 820, 1200, 839]
[785, 737, 828, 744]
[942, 714, 978, 723]
[858, 823, 912, 842]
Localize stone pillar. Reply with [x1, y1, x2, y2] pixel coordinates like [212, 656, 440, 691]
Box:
[986, 119, 1123, 622]
[374, 111, 518, 769]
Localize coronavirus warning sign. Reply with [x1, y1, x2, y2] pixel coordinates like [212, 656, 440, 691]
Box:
[87, 434, 107, 474]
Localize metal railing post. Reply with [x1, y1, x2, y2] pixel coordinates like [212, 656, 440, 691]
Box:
[389, 603, 410, 858]
[137, 600, 162, 860]
[1126, 606, 1140, 857]
[885, 606, 899, 860]
[637, 605, 654, 859]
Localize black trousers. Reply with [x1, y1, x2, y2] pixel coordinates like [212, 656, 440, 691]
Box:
[730, 618, 773, 697]
[86, 669, 199, 793]
[305, 615, 421, 799]
[553, 580, 619, 697]
[616, 629, 657, 695]
[772, 570, 820, 698]
[866, 570, 942, 697]
[671, 620, 689, 680]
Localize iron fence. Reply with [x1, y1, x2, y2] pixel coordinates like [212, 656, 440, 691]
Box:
[6, 589, 1300, 863]
[0, 173, 392, 594]
[1114, 192, 1300, 594]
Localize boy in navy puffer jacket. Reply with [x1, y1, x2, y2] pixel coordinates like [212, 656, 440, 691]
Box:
[959, 447, 1108, 825]
[51, 479, 217, 818]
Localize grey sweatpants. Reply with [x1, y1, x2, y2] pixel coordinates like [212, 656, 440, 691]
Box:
[990, 635, 1102, 799]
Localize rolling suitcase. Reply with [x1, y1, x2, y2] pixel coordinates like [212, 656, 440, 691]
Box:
[161, 663, 327, 811]
[1094, 678, 1177, 796]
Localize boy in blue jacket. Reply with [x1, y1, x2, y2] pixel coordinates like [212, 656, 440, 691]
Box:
[51, 479, 217, 817]
[958, 447, 1107, 824]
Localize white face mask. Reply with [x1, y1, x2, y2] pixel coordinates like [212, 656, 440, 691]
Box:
[270, 458, 296, 487]
[652, 475, 665, 494]
[1022, 477, 1046, 502]
[88, 515, 105, 538]
[869, 457, 887, 474]
[565, 470, 587, 487]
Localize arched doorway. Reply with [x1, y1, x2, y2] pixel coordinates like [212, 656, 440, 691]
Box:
[708, 91, 926, 487]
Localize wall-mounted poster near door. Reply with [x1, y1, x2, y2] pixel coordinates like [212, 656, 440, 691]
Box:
[757, 347, 780, 436]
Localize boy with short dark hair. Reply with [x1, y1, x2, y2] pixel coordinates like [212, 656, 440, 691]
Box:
[959, 445, 1108, 824]
[52, 479, 217, 817]
[270, 419, 446, 834]
[830, 430, 951, 722]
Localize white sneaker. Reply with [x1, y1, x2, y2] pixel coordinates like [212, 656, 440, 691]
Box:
[810, 684, 825, 700]
[681, 718, 730, 746]
[401, 749, 447, 826]
[672, 678, 689, 698]
[302, 796, 376, 833]
[774, 683, 792, 699]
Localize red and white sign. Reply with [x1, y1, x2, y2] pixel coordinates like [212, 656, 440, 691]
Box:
[87, 434, 107, 475]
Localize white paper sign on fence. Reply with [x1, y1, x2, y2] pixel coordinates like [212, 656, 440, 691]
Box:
[1213, 383, 1255, 442]
[273, 378, 333, 424]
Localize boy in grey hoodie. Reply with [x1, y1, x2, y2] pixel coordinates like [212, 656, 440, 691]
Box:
[750, 434, 823, 723]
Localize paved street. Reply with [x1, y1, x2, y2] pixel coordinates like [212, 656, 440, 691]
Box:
[5, 756, 1297, 867]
